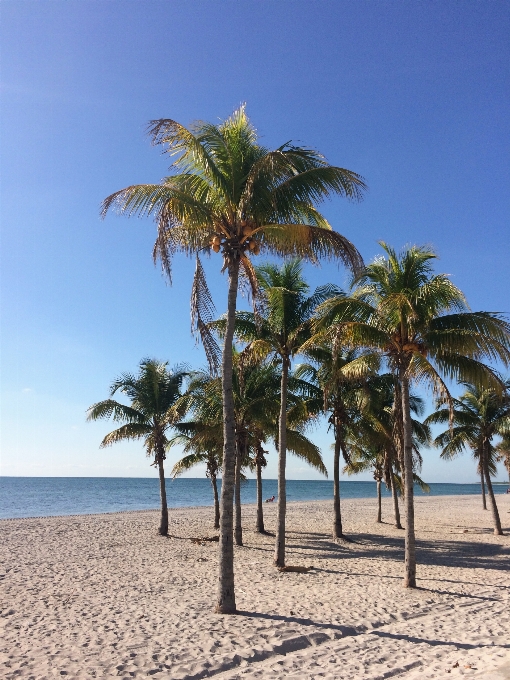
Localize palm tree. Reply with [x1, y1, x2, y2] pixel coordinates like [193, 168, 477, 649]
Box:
[344, 406, 431, 524]
[296, 346, 381, 539]
[87, 359, 187, 536]
[246, 433, 269, 533]
[101, 106, 366, 613]
[427, 381, 510, 534]
[218, 260, 338, 566]
[231, 356, 328, 547]
[380, 379, 431, 529]
[314, 243, 510, 586]
[170, 425, 223, 529]
[496, 435, 510, 484]
[178, 357, 327, 545]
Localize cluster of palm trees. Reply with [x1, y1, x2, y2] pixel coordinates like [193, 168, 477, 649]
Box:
[93, 105, 510, 614]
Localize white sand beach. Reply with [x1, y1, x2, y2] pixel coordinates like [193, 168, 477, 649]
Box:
[1, 494, 509, 679]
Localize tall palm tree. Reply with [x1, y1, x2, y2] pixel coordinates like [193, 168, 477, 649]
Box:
[218, 260, 337, 566]
[314, 243, 510, 586]
[101, 106, 366, 613]
[87, 359, 187, 536]
[427, 381, 510, 534]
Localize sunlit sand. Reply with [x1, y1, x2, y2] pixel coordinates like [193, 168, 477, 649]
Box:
[1, 494, 509, 679]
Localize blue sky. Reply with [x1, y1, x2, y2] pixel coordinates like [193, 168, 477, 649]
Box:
[1, 1, 509, 482]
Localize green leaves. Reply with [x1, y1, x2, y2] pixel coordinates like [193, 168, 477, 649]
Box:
[313, 243, 510, 401]
[102, 107, 366, 384]
[86, 358, 187, 461]
[259, 224, 363, 272]
[427, 381, 510, 474]
[103, 105, 366, 281]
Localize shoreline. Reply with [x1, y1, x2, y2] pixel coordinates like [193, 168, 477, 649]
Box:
[2, 488, 509, 522]
[1, 495, 509, 679]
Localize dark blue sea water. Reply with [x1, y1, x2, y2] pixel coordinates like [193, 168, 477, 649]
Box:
[0, 477, 507, 520]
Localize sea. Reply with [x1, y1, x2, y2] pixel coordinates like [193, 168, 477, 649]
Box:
[0, 477, 508, 520]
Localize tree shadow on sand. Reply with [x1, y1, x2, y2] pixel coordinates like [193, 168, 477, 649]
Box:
[370, 630, 510, 651]
[282, 530, 510, 572]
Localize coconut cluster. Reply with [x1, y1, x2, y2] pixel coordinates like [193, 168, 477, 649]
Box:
[209, 234, 260, 255]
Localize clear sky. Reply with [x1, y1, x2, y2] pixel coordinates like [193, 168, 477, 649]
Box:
[1, 1, 509, 482]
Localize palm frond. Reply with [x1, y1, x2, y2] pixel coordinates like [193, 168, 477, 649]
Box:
[86, 400, 146, 425]
[285, 430, 328, 476]
[171, 452, 208, 478]
[147, 118, 229, 197]
[100, 423, 151, 448]
[259, 224, 363, 275]
[191, 256, 221, 375]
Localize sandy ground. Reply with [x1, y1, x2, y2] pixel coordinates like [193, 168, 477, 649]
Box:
[0, 493, 509, 680]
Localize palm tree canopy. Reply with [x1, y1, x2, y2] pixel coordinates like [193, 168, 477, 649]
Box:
[101, 106, 366, 276]
[496, 434, 510, 478]
[212, 259, 342, 365]
[314, 243, 510, 402]
[87, 358, 187, 457]
[427, 381, 510, 475]
[101, 108, 366, 372]
[169, 425, 223, 479]
[176, 355, 327, 476]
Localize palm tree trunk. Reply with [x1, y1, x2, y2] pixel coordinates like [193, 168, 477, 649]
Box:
[157, 453, 169, 537]
[391, 474, 403, 529]
[332, 431, 343, 539]
[376, 478, 382, 523]
[400, 371, 416, 588]
[480, 467, 487, 510]
[234, 439, 243, 546]
[211, 474, 220, 530]
[216, 257, 240, 615]
[256, 460, 265, 533]
[274, 358, 289, 567]
[482, 440, 503, 535]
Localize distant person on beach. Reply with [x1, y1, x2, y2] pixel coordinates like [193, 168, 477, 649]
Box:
[265, 495, 276, 503]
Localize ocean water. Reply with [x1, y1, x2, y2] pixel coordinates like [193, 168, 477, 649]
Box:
[0, 477, 507, 520]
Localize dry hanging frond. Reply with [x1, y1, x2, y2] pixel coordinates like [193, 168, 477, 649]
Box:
[191, 256, 221, 374]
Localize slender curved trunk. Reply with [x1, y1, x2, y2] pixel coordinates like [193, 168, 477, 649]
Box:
[274, 358, 289, 567]
[392, 383, 405, 475]
[211, 474, 220, 530]
[480, 466, 487, 510]
[234, 438, 243, 546]
[332, 430, 343, 539]
[482, 439, 503, 535]
[256, 460, 264, 533]
[216, 257, 240, 614]
[391, 474, 403, 529]
[376, 479, 382, 523]
[157, 452, 169, 537]
[400, 370, 416, 588]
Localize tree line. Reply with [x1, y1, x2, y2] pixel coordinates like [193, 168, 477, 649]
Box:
[90, 106, 510, 615]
